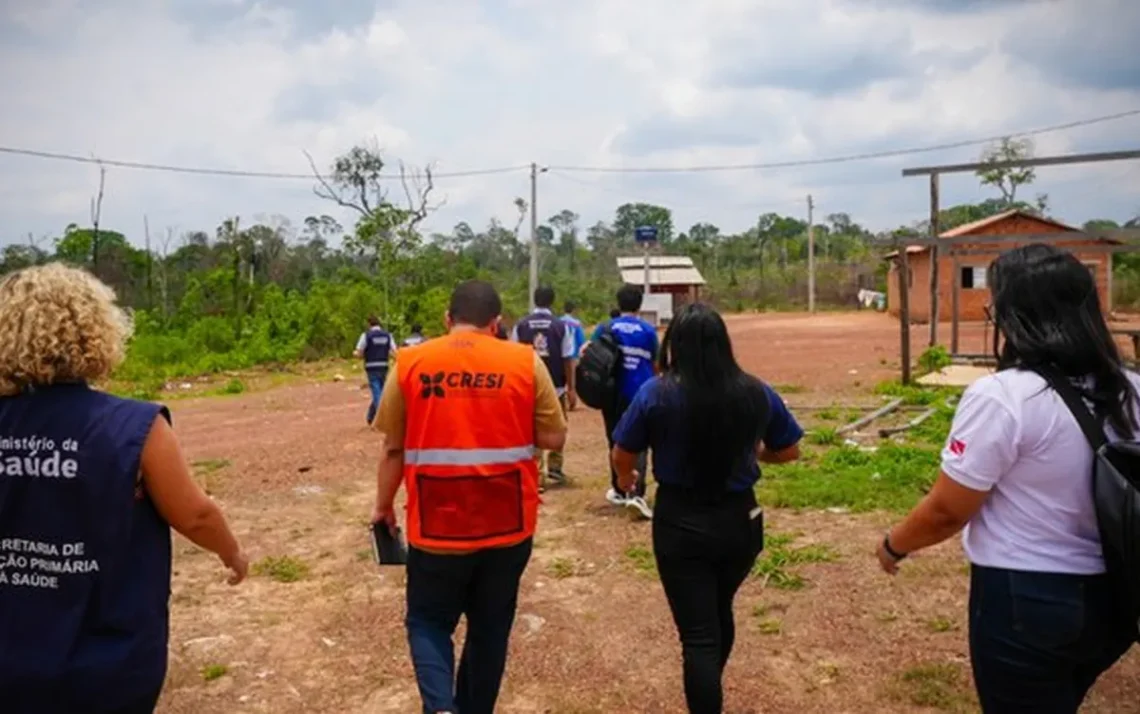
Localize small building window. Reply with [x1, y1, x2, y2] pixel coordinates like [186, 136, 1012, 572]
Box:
[960, 266, 987, 289]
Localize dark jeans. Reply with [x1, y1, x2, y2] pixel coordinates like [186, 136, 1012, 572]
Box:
[604, 393, 647, 497]
[969, 564, 1135, 713]
[366, 369, 386, 425]
[405, 539, 533, 714]
[652, 484, 764, 714]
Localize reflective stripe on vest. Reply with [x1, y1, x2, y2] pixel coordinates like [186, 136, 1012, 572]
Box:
[404, 445, 535, 466]
[364, 361, 389, 369]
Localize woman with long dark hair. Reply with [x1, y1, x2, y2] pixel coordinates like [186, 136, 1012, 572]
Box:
[611, 303, 803, 713]
[878, 244, 1137, 712]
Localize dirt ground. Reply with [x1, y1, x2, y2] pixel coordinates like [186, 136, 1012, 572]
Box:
[157, 312, 1140, 714]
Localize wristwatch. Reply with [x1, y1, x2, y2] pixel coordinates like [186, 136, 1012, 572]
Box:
[882, 533, 908, 561]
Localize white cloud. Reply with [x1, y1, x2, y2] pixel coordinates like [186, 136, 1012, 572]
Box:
[0, 0, 1137, 248]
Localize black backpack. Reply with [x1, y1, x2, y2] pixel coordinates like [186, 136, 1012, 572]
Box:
[575, 325, 621, 410]
[1035, 366, 1140, 639]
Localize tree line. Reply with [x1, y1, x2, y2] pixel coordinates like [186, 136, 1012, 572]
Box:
[0, 137, 1135, 388]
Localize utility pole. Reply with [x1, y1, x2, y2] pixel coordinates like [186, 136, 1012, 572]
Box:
[928, 174, 941, 347]
[807, 194, 816, 314]
[528, 162, 540, 311]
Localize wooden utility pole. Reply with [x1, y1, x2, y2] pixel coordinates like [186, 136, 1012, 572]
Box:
[928, 174, 940, 347]
[528, 162, 538, 311]
[807, 194, 816, 313]
[898, 240, 912, 385]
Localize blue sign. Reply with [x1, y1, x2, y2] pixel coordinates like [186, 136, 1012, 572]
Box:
[634, 225, 659, 243]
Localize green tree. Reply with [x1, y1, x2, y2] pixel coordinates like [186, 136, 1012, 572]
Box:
[612, 203, 673, 244]
[977, 137, 1042, 207]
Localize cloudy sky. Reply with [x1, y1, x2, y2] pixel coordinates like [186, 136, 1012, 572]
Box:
[1, 0, 1138, 246]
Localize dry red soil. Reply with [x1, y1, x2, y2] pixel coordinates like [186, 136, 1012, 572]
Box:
[157, 312, 1140, 714]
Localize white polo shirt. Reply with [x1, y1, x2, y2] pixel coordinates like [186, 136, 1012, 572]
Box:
[942, 368, 1140, 575]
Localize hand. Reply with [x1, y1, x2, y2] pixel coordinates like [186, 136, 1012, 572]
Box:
[372, 503, 397, 536]
[617, 470, 639, 495]
[223, 550, 249, 585]
[876, 539, 901, 576]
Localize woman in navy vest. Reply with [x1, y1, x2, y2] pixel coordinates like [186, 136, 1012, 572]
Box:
[0, 264, 249, 714]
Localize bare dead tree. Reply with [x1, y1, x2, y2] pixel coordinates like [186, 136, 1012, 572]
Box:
[157, 227, 176, 319]
[89, 161, 106, 268]
[144, 215, 153, 309]
[399, 160, 445, 232]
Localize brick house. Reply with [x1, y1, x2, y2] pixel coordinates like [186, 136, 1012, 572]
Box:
[885, 210, 1116, 323]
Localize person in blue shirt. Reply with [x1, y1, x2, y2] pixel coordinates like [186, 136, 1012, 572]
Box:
[0, 263, 248, 714]
[600, 285, 659, 518]
[611, 302, 803, 713]
[591, 308, 621, 342]
[561, 300, 588, 361]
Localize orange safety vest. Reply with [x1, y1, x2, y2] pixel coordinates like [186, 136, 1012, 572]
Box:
[397, 330, 540, 551]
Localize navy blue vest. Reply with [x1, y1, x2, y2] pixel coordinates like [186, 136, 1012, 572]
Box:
[363, 328, 392, 373]
[0, 384, 171, 713]
[515, 311, 568, 389]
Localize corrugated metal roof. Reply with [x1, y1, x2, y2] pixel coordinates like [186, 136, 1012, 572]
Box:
[615, 255, 697, 268]
[619, 267, 707, 286]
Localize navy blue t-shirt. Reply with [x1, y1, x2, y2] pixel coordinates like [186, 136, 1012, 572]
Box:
[612, 376, 803, 492]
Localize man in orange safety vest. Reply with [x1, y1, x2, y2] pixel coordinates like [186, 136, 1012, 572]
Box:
[371, 280, 568, 714]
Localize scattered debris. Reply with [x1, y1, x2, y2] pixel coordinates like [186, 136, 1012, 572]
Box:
[837, 398, 903, 436]
[321, 637, 337, 648]
[878, 406, 939, 437]
[517, 613, 546, 638]
[297, 466, 314, 474]
[182, 634, 235, 653]
[293, 485, 323, 496]
[332, 374, 345, 382]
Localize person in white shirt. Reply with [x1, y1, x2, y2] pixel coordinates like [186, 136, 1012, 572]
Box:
[877, 244, 1136, 713]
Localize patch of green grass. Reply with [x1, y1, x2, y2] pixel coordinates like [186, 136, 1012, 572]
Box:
[192, 458, 231, 473]
[756, 617, 783, 635]
[773, 383, 807, 394]
[252, 555, 310, 583]
[873, 380, 962, 406]
[906, 405, 955, 446]
[624, 544, 657, 576]
[548, 557, 579, 579]
[191, 458, 231, 495]
[887, 663, 976, 712]
[809, 427, 840, 446]
[355, 548, 372, 562]
[927, 616, 958, 633]
[216, 378, 246, 395]
[752, 532, 839, 590]
[756, 443, 942, 513]
[816, 407, 839, 421]
[201, 664, 228, 682]
[918, 345, 952, 375]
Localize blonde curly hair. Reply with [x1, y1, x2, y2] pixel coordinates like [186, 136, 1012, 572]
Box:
[0, 263, 133, 396]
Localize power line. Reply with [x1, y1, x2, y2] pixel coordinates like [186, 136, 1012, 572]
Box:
[0, 146, 529, 180]
[548, 109, 1140, 174]
[0, 108, 1136, 181]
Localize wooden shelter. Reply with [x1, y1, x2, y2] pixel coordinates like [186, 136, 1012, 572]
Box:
[615, 255, 706, 318]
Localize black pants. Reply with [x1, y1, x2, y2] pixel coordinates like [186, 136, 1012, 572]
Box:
[405, 539, 533, 714]
[652, 484, 764, 714]
[969, 564, 1135, 713]
[603, 393, 647, 497]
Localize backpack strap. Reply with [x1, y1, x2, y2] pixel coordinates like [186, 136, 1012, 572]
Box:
[1031, 365, 1109, 451]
